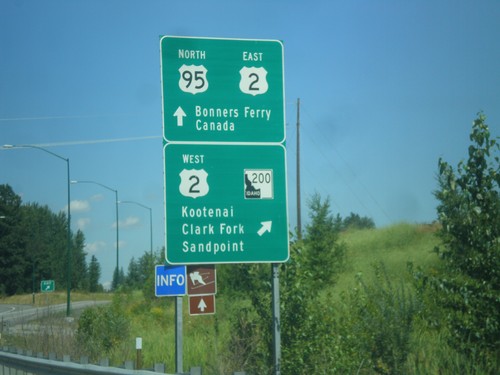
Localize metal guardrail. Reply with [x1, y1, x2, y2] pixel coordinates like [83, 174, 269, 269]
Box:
[0, 347, 190, 375]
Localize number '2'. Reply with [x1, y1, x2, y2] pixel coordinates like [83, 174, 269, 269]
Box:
[248, 73, 259, 91]
[189, 175, 200, 193]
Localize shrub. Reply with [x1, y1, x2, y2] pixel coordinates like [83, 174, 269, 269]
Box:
[338, 263, 420, 374]
[424, 113, 500, 369]
[76, 301, 130, 361]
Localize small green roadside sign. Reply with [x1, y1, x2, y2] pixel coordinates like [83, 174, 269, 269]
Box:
[40, 280, 55, 293]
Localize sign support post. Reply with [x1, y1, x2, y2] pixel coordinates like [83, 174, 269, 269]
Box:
[175, 296, 183, 374]
[272, 263, 281, 375]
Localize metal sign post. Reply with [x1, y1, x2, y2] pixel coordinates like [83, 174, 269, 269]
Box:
[175, 296, 183, 374]
[272, 263, 281, 375]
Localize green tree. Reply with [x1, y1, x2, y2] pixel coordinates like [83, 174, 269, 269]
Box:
[20, 203, 70, 290]
[88, 255, 101, 292]
[111, 267, 125, 290]
[124, 251, 155, 291]
[0, 184, 27, 295]
[341, 212, 375, 231]
[137, 251, 155, 285]
[125, 257, 141, 288]
[227, 194, 347, 374]
[20, 203, 51, 292]
[303, 193, 346, 289]
[142, 248, 164, 301]
[0, 184, 91, 294]
[72, 230, 88, 290]
[427, 113, 499, 367]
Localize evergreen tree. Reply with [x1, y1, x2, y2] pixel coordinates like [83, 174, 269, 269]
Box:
[341, 212, 375, 231]
[88, 255, 101, 292]
[138, 251, 155, 285]
[72, 230, 88, 290]
[0, 185, 27, 295]
[303, 193, 346, 289]
[21, 204, 69, 290]
[125, 257, 141, 288]
[111, 267, 126, 290]
[0, 184, 92, 295]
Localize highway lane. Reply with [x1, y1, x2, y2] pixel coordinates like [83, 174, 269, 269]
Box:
[0, 305, 18, 314]
[0, 301, 110, 325]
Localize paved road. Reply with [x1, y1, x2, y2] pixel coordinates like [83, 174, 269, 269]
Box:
[0, 305, 19, 314]
[0, 300, 110, 326]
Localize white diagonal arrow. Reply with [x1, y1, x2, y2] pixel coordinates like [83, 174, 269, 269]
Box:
[198, 298, 207, 312]
[173, 106, 186, 126]
[257, 221, 272, 236]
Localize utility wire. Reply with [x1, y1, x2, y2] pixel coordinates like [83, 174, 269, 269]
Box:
[0, 113, 147, 122]
[301, 103, 392, 223]
[0, 135, 161, 150]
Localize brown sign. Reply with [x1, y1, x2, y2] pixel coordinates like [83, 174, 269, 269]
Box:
[189, 295, 216, 315]
[186, 265, 216, 295]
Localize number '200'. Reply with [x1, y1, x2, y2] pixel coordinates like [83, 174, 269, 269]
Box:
[250, 171, 271, 184]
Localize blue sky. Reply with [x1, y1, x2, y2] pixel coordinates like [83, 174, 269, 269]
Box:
[1, 0, 499, 287]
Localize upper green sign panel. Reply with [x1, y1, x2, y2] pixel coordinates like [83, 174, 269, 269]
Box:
[160, 36, 285, 143]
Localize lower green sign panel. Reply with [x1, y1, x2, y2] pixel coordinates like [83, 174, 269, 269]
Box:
[164, 143, 289, 264]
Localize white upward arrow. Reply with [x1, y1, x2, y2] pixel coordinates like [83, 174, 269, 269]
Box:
[173, 106, 186, 126]
[257, 221, 272, 236]
[198, 298, 207, 312]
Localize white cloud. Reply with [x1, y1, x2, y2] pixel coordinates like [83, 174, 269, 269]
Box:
[90, 193, 104, 202]
[113, 216, 140, 229]
[85, 241, 106, 253]
[76, 218, 90, 230]
[102, 281, 112, 291]
[70, 199, 90, 212]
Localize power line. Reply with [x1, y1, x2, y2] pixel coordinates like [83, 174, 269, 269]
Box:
[0, 135, 161, 150]
[300, 103, 392, 223]
[0, 113, 147, 122]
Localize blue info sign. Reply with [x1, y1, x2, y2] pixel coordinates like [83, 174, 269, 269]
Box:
[155, 265, 187, 297]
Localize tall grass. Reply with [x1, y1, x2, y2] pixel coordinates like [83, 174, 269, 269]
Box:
[336, 222, 440, 295]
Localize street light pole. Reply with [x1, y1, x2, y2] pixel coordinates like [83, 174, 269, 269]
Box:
[118, 200, 153, 256]
[71, 180, 120, 286]
[3, 144, 72, 317]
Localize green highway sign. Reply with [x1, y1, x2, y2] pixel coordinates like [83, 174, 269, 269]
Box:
[40, 280, 55, 293]
[160, 36, 285, 143]
[161, 36, 289, 264]
[164, 143, 289, 264]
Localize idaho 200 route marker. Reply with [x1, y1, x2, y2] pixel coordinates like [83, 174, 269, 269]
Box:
[161, 36, 289, 265]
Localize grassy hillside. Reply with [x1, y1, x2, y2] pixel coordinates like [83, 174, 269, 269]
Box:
[336, 222, 441, 292]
